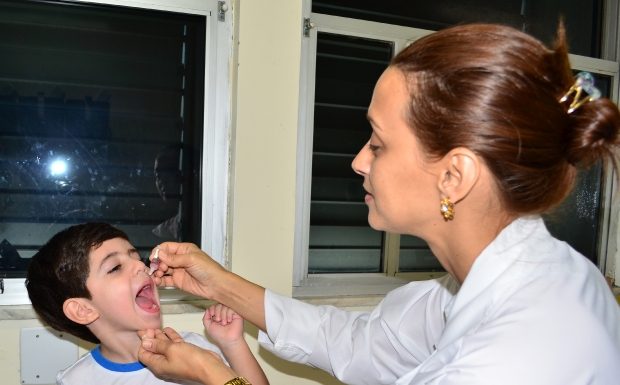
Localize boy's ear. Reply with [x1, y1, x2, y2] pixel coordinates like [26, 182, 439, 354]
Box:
[436, 147, 480, 202]
[63, 298, 100, 325]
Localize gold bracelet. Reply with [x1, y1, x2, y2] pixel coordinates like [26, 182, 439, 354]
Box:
[224, 377, 251, 385]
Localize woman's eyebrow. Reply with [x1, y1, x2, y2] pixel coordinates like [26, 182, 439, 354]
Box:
[366, 113, 382, 132]
[366, 113, 374, 125]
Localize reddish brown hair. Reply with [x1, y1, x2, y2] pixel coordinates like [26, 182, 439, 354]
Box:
[392, 23, 620, 215]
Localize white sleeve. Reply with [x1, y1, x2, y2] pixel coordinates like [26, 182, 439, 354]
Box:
[258, 275, 458, 385]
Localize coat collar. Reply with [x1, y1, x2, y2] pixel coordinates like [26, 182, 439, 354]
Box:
[439, 216, 548, 348]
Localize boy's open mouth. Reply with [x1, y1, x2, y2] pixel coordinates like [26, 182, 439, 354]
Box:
[135, 283, 160, 313]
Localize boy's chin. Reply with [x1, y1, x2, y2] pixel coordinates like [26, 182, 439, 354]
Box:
[140, 317, 163, 331]
[137, 307, 162, 326]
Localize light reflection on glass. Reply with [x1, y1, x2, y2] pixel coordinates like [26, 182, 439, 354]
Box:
[49, 158, 69, 177]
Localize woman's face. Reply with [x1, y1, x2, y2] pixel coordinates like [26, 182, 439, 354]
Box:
[352, 67, 441, 236]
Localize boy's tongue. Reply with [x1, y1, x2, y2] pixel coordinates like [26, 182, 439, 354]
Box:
[135, 285, 160, 313]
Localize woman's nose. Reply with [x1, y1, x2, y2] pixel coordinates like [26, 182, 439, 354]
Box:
[352, 141, 370, 176]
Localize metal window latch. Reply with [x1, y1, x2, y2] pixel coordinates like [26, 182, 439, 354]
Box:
[303, 18, 314, 37]
[218, 1, 228, 22]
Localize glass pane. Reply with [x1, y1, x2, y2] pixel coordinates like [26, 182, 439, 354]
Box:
[308, 226, 383, 273]
[0, 0, 205, 277]
[308, 33, 393, 273]
[313, 1, 601, 57]
[398, 234, 443, 272]
[544, 164, 603, 264]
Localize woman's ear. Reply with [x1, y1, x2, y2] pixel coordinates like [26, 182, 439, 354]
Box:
[437, 147, 480, 203]
[63, 298, 100, 325]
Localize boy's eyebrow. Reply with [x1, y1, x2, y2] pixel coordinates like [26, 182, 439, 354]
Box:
[97, 251, 119, 272]
[96, 247, 140, 271]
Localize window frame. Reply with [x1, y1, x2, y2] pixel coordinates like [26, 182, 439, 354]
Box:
[0, 0, 233, 305]
[294, 13, 441, 295]
[294, 12, 620, 298]
[568, 54, 620, 283]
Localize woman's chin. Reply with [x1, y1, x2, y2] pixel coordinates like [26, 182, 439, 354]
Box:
[367, 215, 385, 231]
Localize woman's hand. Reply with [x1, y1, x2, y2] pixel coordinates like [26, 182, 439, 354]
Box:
[150, 242, 227, 299]
[138, 327, 238, 385]
[149, 242, 267, 331]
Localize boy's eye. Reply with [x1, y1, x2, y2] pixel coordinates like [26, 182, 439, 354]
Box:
[107, 264, 121, 274]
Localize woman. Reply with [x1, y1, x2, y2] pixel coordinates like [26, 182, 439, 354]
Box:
[139, 23, 620, 385]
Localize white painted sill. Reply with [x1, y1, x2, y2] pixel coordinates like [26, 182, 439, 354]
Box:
[293, 272, 447, 309]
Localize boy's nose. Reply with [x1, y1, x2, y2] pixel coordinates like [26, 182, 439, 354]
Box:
[134, 259, 149, 275]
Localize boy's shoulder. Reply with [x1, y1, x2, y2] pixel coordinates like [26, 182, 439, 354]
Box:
[57, 347, 156, 385]
[56, 349, 97, 384]
[57, 331, 224, 385]
[178, 331, 221, 353]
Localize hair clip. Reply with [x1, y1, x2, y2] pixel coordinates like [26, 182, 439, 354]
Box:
[559, 71, 601, 114]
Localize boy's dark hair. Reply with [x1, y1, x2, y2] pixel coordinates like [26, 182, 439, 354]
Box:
[26, 223, 129, 343]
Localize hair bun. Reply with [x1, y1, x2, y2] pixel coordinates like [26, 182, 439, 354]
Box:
[565, 98, 620, 167]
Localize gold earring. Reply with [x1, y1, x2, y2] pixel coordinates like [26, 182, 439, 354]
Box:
[440, 197, 454, 221]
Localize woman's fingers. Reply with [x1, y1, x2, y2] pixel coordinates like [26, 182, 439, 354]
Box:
[162, 327, 184, 342]
[139, 328, 237, 384]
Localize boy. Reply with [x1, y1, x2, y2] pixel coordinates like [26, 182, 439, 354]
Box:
[26, 223, 267, 385]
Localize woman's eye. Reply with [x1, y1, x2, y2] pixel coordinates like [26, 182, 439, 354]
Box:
[368, 143, 380, 152]
[107, 264, 121, 274]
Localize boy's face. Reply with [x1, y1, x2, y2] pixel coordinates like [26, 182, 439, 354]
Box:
[85, 237, 161, 334]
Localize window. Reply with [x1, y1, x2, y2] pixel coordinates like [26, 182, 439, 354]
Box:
[0, 0, 232, 305]
[307, 32, 392, 274]
[544, 58, 620, 276]
[294, 14, 443, 295]
[312, 0, 603, 58]
[294, 12, 619, 295]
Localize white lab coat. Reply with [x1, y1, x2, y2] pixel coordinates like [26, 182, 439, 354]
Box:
[258, 217, 620, 385]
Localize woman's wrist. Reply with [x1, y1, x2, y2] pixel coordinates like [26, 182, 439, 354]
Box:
[195, 350, 238, 385]
[212, 272, 267, 331]
[223, 377, 251, 385]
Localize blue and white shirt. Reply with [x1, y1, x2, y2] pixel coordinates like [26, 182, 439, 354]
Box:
[57, 331, 221, 385]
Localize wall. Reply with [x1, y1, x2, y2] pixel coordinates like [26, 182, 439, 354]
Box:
[226, 0, 347, 384]
[0, 1, 347, 384]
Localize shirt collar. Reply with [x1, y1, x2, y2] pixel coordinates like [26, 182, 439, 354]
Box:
[440, 216, 547, 346]
[90, 346, 146, 372]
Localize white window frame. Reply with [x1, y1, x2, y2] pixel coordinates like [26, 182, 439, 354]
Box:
[0, 0, 233, 305]
[601, 0, 620, 288]
[294, 11, 620, 298]
[568, 55, 620, 284]
[294, 12, 440, 297]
